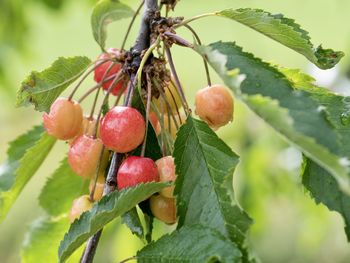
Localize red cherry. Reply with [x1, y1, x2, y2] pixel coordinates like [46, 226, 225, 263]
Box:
[94, 48, 124, 96]
[68, 135, 104, 178]
[117, 156, 159, 190]
[43, 97, 83, 140]
[100, 106, 146, 153]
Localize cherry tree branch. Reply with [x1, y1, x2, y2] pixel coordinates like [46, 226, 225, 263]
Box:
[79, 1, 159, 262]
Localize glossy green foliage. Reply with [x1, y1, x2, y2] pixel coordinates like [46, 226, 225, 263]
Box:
[137, 225, 242, 263]
[173, 116, 252, 246]
[216, 8, 344, 69]
[16, 56, 91, 112]
[0, 126, 56, 222]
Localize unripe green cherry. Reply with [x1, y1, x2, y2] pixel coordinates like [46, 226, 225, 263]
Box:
[68, 195, 93, 223]
[195, 84, 234, 129]
[150, 195, 177, 224]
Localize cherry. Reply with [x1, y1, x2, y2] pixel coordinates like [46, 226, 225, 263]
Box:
[68, 135, 104, 178]
[94, 48, 125, 96]
[68, 195, 93, 223]
[156, 156, 176, 198]
[69, 115, 99, 144]
[117, 156, 159, 190]
[195, 84, 234, 129]
[150, 195, 177, 224]
[89, 174, 105, 202]
[155, 81, 182, 113]
[100, 106, 146, 153]
[43, 97, 83, 140]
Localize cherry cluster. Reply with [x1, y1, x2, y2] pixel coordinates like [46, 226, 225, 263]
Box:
[42, 44, 234, 225]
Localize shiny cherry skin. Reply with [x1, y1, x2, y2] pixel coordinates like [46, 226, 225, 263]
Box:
[156, 156, 176, 198]
[195, 84, 234, 129]
[100, 106, 145, 153]
[117, 156, 159, 190]
[94, 48, 124, 96]
[150, 195, 177, 224]
[68, 195, 93, 223]
[43, 97, 83, 140]
[68, 135, 104, 178]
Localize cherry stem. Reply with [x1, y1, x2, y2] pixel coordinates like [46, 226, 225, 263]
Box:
[114, 81, 129, 106]
[163, 31, 193, 48]
[125, 77, 136, 107]
[81, 0, 159, 261]
[88, 62, 117, 118]
[152, 78, 180, 129]
[183, 24, 212, 86]
[77, 74, 116, 103]
[121, 0, 145, 50]
[140, 74, 153, 157]
[136, 36, 161, 96]
[89, 146, 106, 202]
[68, 58, 111, 101]
[164, 46, 190, 113]
[166, 81, 183, 123]
[173, 13, 215, 29]
[119, 256, 137, 263]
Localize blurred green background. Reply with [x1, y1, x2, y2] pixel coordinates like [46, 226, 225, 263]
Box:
[1, 0, 350, 262]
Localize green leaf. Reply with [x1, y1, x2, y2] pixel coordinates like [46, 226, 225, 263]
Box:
[137, 225, 242, 263]
[173, 116, 252, 246]
[302, 157, 350, 241]
[39, 158, 86, 217]
[121, 207, 144, 239]
[216, 8, 344, 69]
[58, 182, 168, 262]
[91, 0, 134, 50]
[16, 56, 91, 112]
[0, 126, 56, 222]
[22, 217, 82, 263]
[197, 42, 350, 194]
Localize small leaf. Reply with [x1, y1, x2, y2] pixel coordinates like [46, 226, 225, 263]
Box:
[16, 56, 91, 112]
[58, 182, 168, 262]
[22, 217, 82, 263]
[137, 225, 242, 263]
[216, 8, 344, 69]
[91, 0, 134, 49]
[121, 207, 144, 239]
[174, 116, 252, 246]
[302, 157, 350, 241]
[138, 199, 154, 243]
[197, 42, 350, 194]
[0, 126, 56, 222]
[39, 158, 87, 217]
